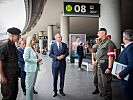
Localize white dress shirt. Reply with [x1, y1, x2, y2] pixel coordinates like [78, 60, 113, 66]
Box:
[56, 42, 62, 50]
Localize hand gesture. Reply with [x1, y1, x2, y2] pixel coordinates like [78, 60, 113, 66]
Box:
[37, 58, 42, 62]
[57, 55, 65, 60]
[1, 76, 8, 84]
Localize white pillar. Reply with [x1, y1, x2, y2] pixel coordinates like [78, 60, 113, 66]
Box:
[39, 31, 44, 53]
[99, 0, 121, 49]
[43, 31, 47, 36]
[35, 34, 39, 49]
[35, 34, 39, 40]
[47, 25, 53, 50]
[60, 13, 69, 45]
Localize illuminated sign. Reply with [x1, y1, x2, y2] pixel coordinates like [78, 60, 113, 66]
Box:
[63, 2, 100, 17]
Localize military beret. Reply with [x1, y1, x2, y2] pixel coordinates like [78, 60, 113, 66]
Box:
[98, 28, 107, 32]
[7, 27, 21, 35]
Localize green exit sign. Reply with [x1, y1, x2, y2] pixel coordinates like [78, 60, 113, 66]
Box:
[63, 2, 100, 17]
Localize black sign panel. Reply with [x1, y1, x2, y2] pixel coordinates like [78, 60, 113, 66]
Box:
[44, 36, 48, 39]
[63, 2, 100, 17]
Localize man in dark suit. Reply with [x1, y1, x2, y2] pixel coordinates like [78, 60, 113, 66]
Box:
[77, 42, 84, 70]
[117, 29, 133, 100]
[49, 33, 69, 97]
[18, 39, 26, 95]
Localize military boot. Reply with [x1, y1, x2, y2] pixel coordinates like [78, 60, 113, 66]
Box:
[92, 86, 99, 94]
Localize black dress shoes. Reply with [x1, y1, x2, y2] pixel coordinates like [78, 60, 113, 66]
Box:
[33, 89, 38, 94]
[53, 92, 58, 97]
[60, 92, 65, 96]
[92, 89, 99, 94]
[99, 93, 105, 97]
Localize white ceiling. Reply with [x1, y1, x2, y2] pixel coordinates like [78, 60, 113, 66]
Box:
[23, 0, 99, 37]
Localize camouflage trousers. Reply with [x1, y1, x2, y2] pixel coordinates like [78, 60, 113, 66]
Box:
[92, 64, 98, 87]
[98, 67, 112, 100]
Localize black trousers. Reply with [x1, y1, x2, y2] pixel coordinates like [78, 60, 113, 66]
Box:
[52, 64, 66, 93]
[78, 55, 83, 68]
[1, 75, 18, 100]
[121, 81, 133, 100]
[20, 71, 26, 92]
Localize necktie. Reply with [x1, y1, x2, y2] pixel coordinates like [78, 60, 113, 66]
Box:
[59, 43, 62, 51]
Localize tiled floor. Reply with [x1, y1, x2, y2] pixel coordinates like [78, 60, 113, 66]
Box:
[0, 55, 124, 100]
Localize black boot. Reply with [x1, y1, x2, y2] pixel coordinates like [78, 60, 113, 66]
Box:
[92, 86, 99, 94]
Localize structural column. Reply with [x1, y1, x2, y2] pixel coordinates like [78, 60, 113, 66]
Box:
[39, 31, 44, 53]
[60, 13, 69, 45]
[99, 0, 121, 49]
[47, 25, 53, 51]
[43, 31, 47, 36]
[35, 34, 39, 52]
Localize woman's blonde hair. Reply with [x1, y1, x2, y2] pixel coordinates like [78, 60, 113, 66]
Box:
[26, 35, 36, 47]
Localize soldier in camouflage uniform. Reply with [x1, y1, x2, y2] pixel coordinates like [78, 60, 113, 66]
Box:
[95, 28, 116, 100]
[0, 27, 21, 100]
[91, 38, 100, 94]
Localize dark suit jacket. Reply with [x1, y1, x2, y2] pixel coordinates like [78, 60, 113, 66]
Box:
[49, 42, 69, 68]
[118, 43, 133, 84]
[18, 47, 25, 71]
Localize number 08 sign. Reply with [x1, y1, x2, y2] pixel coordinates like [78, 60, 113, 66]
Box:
[63, 2, 100, 17]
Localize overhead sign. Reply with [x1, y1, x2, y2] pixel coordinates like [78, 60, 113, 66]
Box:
[44, 36, 48, 39]
[38, 36, 43, 39]
[63, 2, 100, 17]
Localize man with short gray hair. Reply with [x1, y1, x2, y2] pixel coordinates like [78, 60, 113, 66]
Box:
[49, 33, 69, 97]
[123, 29, 133, 41]
[117, 29, 133, 100]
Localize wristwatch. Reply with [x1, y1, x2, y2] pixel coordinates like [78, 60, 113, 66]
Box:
[107, 68, 112, 70]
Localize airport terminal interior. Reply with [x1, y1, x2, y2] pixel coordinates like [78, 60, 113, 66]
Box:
[0, 0, 133, 100]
